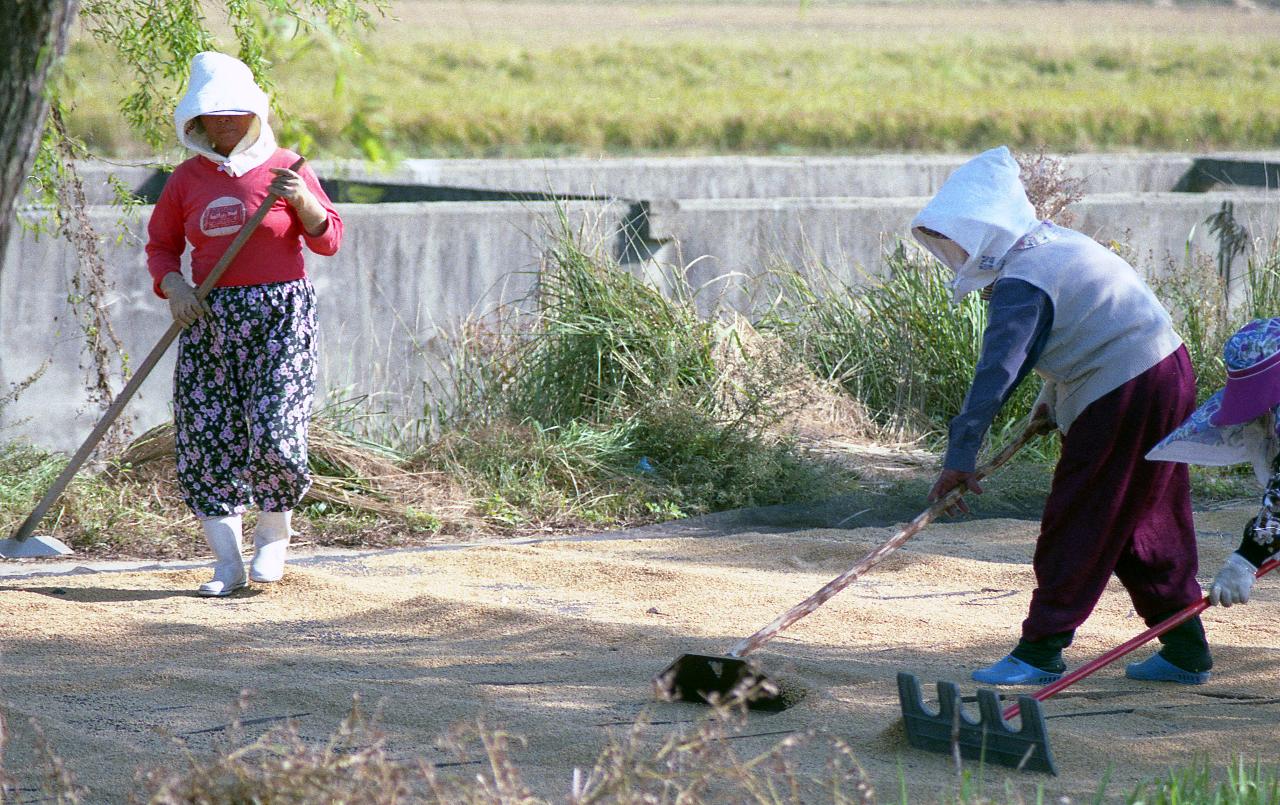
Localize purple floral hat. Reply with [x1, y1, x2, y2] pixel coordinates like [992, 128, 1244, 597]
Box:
[1212, 317, 1280, 427]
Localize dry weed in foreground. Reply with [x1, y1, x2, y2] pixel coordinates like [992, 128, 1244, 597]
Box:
[5, 693, 879, 804]
[0, 711, 88, 804]
[570, 697, 876, 804]
[139, 696, 423, 804]
[1016, 150, 1085, 227]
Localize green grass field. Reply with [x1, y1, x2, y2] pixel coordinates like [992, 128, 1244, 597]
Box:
[60, 1, 1280, 157]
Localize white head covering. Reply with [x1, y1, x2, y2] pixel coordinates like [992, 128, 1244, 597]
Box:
[910, 146, 1041, 304]
[174, 51, 277, 177]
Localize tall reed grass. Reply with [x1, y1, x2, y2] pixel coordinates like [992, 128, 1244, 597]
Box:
[508, 213, 719, 427]
[419, 210, 854, 530]
[1154, 225, 1280, 405]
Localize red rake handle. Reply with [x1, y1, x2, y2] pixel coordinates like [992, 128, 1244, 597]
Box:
[9, 157, 306, 544]
[726, 411, 1056, 659]
[1003, 556, 1280, 721]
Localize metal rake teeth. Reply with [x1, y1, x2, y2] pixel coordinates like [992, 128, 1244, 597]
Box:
[897, 672, 1057, 775]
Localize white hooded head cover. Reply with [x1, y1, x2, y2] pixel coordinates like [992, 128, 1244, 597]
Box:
[174, 51, 277, 177]
[910, 146, 1040, 304]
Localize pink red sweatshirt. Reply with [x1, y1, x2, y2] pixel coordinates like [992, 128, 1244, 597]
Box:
[145, 148, 343, 297]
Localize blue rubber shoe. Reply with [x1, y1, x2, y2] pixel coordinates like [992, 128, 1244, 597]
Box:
[971, 655, 1063, 686]
[1125, 653, 1210, 685]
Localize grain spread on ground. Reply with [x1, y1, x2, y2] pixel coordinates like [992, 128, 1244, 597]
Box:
[2, 503, 1276, 801]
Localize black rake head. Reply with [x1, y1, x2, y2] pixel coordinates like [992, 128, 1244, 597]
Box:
[653, 653, 796, 712]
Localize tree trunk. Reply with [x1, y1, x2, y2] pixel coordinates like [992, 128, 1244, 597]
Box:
[0, 0, 79, 278]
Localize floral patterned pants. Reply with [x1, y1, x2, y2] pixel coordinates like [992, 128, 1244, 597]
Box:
[173, 279, 317, 519]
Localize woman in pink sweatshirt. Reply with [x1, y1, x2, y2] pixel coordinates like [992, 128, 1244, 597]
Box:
[146, 52, 343, 597]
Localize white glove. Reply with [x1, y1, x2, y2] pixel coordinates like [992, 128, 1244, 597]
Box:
[1210, 553, 1257, 607]
[160, 273, 209, 328]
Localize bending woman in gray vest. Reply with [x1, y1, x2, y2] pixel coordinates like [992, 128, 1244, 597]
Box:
[912, 146, 1210, 686]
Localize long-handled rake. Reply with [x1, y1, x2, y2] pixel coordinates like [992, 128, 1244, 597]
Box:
[1, 157, 306, 559]
[899, 556, 1280, 775]
[654, 410, 1057, 711]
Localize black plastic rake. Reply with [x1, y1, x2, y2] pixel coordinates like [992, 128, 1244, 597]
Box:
[898, 673, 1057, 774]
[898, 556, 1280, 775]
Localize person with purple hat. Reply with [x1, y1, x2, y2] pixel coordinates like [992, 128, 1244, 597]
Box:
[911, 146, 1212, 686]
[1148, 317, 1280, 610]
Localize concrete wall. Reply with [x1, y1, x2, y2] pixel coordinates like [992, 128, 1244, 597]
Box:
[58, 152, 1215, 206]
[1, 201, 628, 453]
[4, 185, 1278, 453]
[639, 192, 1280, 313]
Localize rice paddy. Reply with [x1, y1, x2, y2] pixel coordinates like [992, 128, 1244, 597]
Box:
[59, 1, 1280, 158]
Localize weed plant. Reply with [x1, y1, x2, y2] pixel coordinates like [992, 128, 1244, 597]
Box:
[1154, 237, 1280, 407]
[1128, 757, 1280, 805]
[422, 212, 854, 531]
[1151, 230, 1280, 505]
[0, 439, 187, 557]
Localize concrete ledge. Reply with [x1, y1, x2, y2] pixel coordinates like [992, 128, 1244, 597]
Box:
[51, 152, 1219, 206]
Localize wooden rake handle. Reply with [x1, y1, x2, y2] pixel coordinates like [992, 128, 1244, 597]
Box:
[1003, 555, 1280, 721]
[9, 157, 306, 544]
[727, 409, 1057, 659]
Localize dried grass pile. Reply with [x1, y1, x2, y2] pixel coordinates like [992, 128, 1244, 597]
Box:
[712, 315, 877, 438]
[713, 317, 932, 481]
[116, 420, 470, 530]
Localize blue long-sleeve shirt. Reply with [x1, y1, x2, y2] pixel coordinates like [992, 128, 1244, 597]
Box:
[944, 278, 1055, 472]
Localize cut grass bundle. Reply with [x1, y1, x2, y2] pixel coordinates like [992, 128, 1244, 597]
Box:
[117, 420, 437, 523]
[0, 413, 467, 558]
[759, 242, 1040, 439]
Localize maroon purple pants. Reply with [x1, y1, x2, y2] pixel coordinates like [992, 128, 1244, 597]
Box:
[1022, 346, 1202, 641]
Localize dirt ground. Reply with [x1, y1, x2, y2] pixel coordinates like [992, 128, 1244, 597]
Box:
[2, 491, 1276, 802]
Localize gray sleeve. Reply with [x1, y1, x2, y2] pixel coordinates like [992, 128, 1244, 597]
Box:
[943, 278, 1054, 472]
